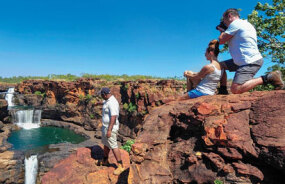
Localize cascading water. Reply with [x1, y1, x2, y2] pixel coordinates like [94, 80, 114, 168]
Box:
[5, 87, 15, 108]
[11, 109, 41, 183]
[25, 155, 38, 184]
[11, 109, 42, 129]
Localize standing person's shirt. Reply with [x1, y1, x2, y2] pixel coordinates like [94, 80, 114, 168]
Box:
[225, 19, 262, 66]
[102, 95, 120, 132]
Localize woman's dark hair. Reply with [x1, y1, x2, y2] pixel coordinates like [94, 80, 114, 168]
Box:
[207, 40, 219, 57]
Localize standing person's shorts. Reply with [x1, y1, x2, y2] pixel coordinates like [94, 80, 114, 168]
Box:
[101, 126, 118, 149]
[221, 58, 263, 85]
[188, 89, 208, 98]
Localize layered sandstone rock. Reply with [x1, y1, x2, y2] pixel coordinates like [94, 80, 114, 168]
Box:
[129, 91, 285, 184]
[0, 150, 24, 184]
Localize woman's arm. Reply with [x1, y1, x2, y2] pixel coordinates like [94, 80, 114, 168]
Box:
[185, 65, 214, 80]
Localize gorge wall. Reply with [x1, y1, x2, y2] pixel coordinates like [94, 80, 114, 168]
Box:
[0, 79, 284, 184]
[15, 78, 186, 141]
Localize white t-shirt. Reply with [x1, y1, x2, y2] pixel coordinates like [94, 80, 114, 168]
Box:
[102, 95, 120, 132]
[225, 19, 262, 66]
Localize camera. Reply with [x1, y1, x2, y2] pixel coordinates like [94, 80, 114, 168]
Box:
[216, 22, 228, 31]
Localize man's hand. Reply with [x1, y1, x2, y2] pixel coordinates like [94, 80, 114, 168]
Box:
[216, 26, 226, 33]
[184, 71, 197, 78]
[107, 130, 112, 138]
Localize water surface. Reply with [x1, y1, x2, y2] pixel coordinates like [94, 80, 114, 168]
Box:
[8, 126, 86, 150]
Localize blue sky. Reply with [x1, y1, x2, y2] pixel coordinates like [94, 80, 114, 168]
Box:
[0, 0, 270, 79]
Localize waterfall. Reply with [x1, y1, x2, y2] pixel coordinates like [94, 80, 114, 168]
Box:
[12, 109, 42, 129]
[5, 87, 15, 107]
[25, 155, 38, 184]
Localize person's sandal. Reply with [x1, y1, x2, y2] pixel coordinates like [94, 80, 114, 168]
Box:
[113, 164, 125, 175]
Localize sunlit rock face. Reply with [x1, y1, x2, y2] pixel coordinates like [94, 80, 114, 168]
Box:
[129, 91, 285, 184]
[15, 79, 186, 140]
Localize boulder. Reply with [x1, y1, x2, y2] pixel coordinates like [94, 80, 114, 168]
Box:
[41, 146, 130, 184]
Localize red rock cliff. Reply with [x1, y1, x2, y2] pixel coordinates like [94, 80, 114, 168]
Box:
[128, 90, 285, 184]
[15, 78, 186, 140]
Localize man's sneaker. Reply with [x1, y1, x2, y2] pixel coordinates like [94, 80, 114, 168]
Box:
[266, 70, 284, 90]
[113, 164, 125, 175]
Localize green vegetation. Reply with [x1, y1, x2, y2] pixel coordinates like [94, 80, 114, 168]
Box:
[85, 94, 93, 101]
[0, 74, 79, 83]
[79, 94, 85, 102]
[0, 73, 187, 84]
[123, 103, 129, 110]
[248, 1, 284, 91]
[214, 179, 223, 184]
[89, 114, 95, 119]
[250, 84, 275, 92]
[122, 84, 129, 91]
[140, 110, 148, 115]
[127, 102, 137, 113]
[248, 0, 284, 64]
[123, 102, 137, 113]
[135, 93, 140, 99]
[121, 139, 135, 153]
[34, 91, 46, 97]
[79, 94, 95, 103]
[81, 73, 163, 81]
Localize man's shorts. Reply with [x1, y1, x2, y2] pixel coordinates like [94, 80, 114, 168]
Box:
[221, 58, 263, 84]
[188, 89, 208, 98]
[101, 126, 118, 149]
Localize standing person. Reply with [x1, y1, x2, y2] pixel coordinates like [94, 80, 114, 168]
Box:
[170, 39, 224, 101]
[99, 87, 125, 175]
[217, 8, 284, 94]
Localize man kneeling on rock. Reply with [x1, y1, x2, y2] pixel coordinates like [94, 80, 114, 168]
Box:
[99, 87, 125, 175]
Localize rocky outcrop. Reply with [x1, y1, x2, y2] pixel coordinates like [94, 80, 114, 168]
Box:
[0, 122, 24, 184]
[0, 151, 24, 184]
[0, 99, 8, 123]
[0, 83, 15, 92]
[41, 146, 130, 184]
[128, 90, 285, 184]
[15, 79, 186, 140]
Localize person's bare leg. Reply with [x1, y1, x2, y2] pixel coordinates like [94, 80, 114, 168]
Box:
[231, 77, 263, 94]
[186, 77, 192, 91]
[112, 148, 122, 165]
[112, 147, 125, 175]
[103, 145, 110, 158]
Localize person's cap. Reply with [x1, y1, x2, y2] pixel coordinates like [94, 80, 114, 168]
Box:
[100, 87, 110, 95]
